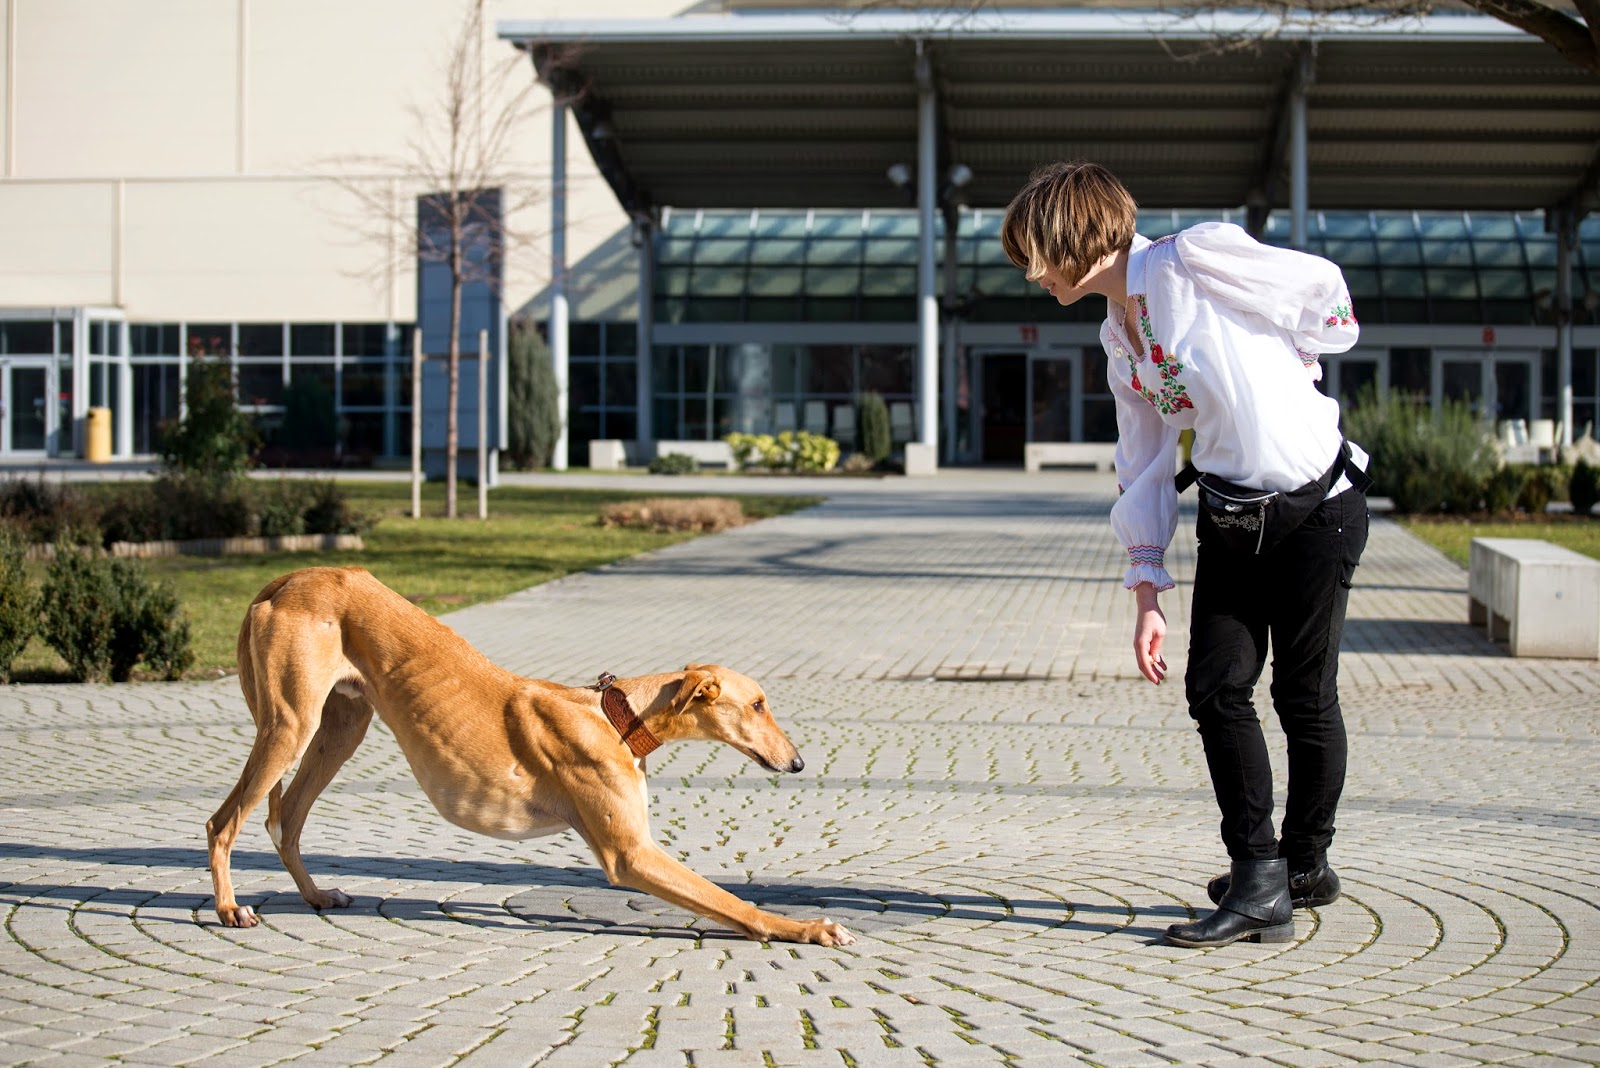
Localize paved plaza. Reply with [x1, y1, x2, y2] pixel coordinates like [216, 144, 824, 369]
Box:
[2, 469, 1598, 1067]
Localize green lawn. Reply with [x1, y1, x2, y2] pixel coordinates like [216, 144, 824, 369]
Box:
[1397, 513, 1600, 568]
[9, 482, 821, 682]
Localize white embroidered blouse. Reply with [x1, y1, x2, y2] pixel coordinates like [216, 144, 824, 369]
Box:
[1103, 222, 1365, 592]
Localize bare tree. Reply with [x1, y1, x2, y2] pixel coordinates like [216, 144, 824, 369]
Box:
[1151, 0, 1599, 74]
[330, 0, 550, 518]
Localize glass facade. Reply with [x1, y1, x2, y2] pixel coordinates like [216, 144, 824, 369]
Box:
[6, 210, 1598, 463]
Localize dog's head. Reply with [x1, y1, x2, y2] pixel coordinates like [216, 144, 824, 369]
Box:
[672, 664, 803, 774]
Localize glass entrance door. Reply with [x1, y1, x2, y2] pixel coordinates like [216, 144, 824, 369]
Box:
[1028, 349, 1082, 443]
[1, 363, 49, 453]
[1432, 350, 1537, 425]
[978, 351, 1028, 462]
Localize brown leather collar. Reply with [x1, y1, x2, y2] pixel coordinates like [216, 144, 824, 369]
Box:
[596, 673, 661, 758]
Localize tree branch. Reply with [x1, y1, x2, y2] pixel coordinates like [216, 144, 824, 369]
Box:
[1462, 0, 1598, 73]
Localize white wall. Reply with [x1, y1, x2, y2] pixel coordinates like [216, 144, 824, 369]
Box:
[0, 0, 671, 323]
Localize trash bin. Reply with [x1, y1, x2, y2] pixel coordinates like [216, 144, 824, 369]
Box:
[85, 407, 112, 463]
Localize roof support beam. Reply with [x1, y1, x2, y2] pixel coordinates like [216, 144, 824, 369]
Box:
[1247, 43, 1315, 241]
[916, 42, 940, 455]
[550, 101, 570, 471]
[1289, 44, 1315, 250]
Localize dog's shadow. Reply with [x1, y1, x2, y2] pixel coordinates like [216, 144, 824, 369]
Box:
[0, 842, 1189, 941]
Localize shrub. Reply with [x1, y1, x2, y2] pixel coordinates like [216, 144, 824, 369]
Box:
[0, 525, 40, 682]
[41, 546, 119, 682]
[787, 431, 840, 473]
[507, 321, 563, 469]
[722, 431, 840, 473]
[110, 560, 194, 681]
[159, 357, 258, 480]
[1518, 465, 1562, 515]
[0, 476, 101, 545]
[840, 452, 877, 474]
[1571, 458, 1599, 516]
[1341, 386, 1495, 514]
[40, 547, 193, 682]
[599, 497, 744, 533]
[1482, 466, 1525, 515]
[858, 392, 892, 464]
[299, 480, 376, 536]
[648, 452, 699, 475]
[254, 479, 310, 537]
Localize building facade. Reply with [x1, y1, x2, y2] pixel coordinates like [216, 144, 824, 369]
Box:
[4, 2, 1597, 465]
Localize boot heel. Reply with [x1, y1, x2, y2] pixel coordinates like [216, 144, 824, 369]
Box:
[1245, 922, 1296, 943]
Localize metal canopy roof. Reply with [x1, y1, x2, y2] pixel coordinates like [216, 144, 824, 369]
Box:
[500, 11, 1600, 217]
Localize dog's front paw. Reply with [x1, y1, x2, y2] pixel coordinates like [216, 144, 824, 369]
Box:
[809, 918, 856, 947]
[217, 904, 259, 928]
[306, 888, 353, 911]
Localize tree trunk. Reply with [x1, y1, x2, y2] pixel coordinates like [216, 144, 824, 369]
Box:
[447, 250, 462, 519]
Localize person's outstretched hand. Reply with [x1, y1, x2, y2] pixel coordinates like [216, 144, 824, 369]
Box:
[1132, 581, 1167, 685]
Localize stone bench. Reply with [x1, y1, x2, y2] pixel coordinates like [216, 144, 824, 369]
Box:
[1024, 442, 1117, 473]
[1468, 537, 1600, 658]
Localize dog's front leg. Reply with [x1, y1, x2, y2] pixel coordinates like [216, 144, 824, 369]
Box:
[566, 798, 854, 947]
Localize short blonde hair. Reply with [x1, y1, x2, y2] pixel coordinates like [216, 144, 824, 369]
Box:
[1001, 162, 1138, 287]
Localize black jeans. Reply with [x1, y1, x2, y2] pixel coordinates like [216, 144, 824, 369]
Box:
[1184, 487, 1370, 866]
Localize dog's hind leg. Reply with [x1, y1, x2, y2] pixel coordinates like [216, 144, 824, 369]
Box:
[207, 618, 333, 928]
[265, 689, 373, 913]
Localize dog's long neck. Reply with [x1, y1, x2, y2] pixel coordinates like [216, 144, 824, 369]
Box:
[607, 673, 697, 744]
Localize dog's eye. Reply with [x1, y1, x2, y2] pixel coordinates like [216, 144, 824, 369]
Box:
[753, 699, 767, 715]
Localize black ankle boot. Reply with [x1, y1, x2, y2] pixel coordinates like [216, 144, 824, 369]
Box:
[1167, 858, 1295, 948]
[1207, 856, 1340, 909]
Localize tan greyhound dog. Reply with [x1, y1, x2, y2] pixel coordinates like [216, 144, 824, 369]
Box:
[205, 566, 854, 947]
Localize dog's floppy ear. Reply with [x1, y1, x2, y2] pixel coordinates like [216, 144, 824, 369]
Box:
[675, 667, 722, 710]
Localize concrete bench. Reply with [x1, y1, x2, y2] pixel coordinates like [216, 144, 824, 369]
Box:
[1024, 442, 1117, 473]
[653, 439, 737, 470]
[1468, 537, 1600, 659]
[588, 439, 629, 470]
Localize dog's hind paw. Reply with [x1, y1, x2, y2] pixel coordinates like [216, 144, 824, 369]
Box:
[814, 919, 856, 947]
[306, 888, 354, 911]
[217, 904, 259, 928]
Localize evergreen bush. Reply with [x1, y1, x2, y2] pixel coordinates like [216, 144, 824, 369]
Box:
[507, 322, 563, 469]
[1571, 458, 1598, 516]
[159, 357, 258, 480]
[41, 547, 193, 682]
[0, 525, 39, 682]
[41, 546, 119, 682]
[1482, 466, 1525, 515]
[858, 391, 892, 464]
[1517, 466, 1562, 515]
[648, 452, 699, 475]
[1341, 386, 1495, 514]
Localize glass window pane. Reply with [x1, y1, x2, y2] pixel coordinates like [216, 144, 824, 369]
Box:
[341, 323, 392, 357]
[865, 212, 918, 238]
[1422, 239, 1475, 268]
[0, 320, 55, 354]
[859, 264, 915, 297]
[693, 237, 749, 266]
[1374, 215, 1418, 239]
[186, 324, 231, 357]
[749, 238, 806, 266]
[859, 345, 912, 394]
[804, 264, 860, 297]
[131, 324, 180, 355]
[291, 323, 335, 356]
[1376, 239, 1424, 266]
[238, 323, 283, 357]
[1324, 238, 1379, 267]
[604, 361, 636, 407]
[571, 322, 602, 355]
[604, 322, 637, 356]
[238, 362, 285, 406]
[1425, 267, 1479, 299]
[341, 359, 386, 407]
[688, 265, 745, 298]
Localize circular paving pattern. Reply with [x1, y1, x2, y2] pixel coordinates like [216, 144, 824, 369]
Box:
[4, 677, 1598, 1067]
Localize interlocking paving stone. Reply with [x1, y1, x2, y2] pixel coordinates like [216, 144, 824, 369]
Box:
[3, 470, 1599, 1066]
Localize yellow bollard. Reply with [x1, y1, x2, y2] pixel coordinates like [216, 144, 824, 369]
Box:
[85, 407, 112, 462]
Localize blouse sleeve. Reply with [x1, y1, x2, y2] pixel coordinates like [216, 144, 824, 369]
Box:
[1109, 374, 1181, 592]
[1173, 221, 1359, 357]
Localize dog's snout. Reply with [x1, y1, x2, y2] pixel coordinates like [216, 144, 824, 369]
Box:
[787, 755, 804, 774]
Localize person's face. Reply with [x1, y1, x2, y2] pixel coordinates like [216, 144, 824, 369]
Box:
[1027, 255, 1108, 306]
